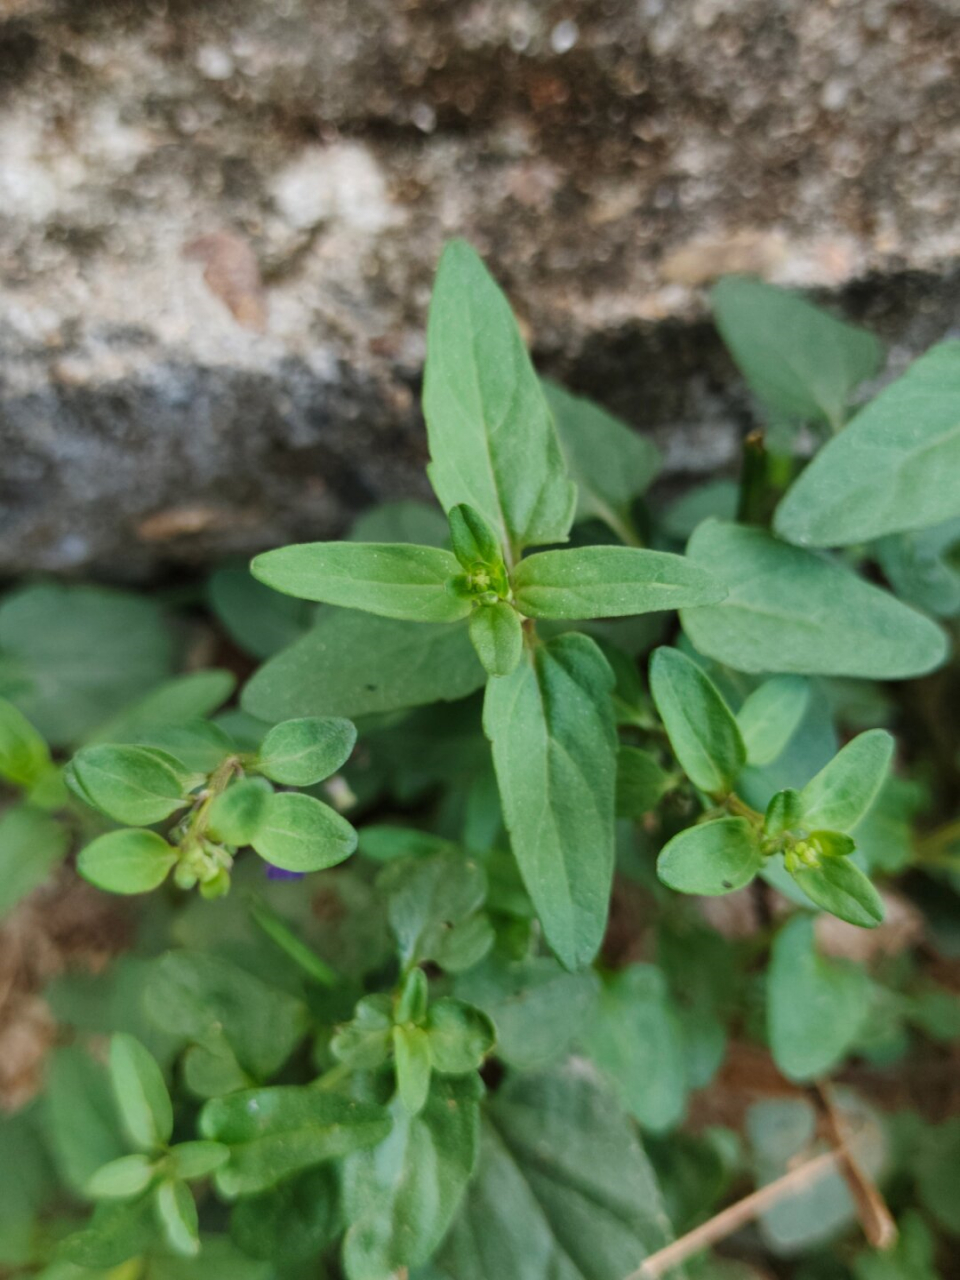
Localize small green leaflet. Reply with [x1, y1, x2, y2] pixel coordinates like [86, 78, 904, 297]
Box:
[199, 1086, 391, 1197]
[798, 729, 894, 832]
[483, 633, 617, 970]
[68, 745, 195, 826]
[78, 829, 178, 895]
[423, 240, 576, 559]
[658, 817, 763, 896]
[0, 806, 70, 916]
[649, 647, 745, 794]
[542, 379, 661, 541]
[469, 602, 523, 677]
[394, 1025, 433, 1115]
[736, 676, 810, 767]
[616, 746, 672, 818]
[775, 341, 960, 546]
[109, 1034, 173, 1152]
[512, 546, 724, 619]
[378, 852, 489, 970]
[766, 915, 870, 1081]
[425, 999, 495, 1075]
[877, 516, 960, 618]
[43, 1046, 127, 1196]
[207, 779, 271, 847]
[680, 520, 947, 678]
[342, 1075, 482, 1280]
[88, 669, 236, 745]
[250, 791, 357, 872]
[252, 542, 470, 623]
[0, 697, 49, 787]
[585, 965, 686, 1133]
[712, 275, 882, 430]
[790, 855, 884, 929]
[433, 1065, 673, 1280]
[155, 1178, 199, 1256]
[256, 716, 356, 786]
[86, 1153, 156, 1200]
[241, 612, 485, 721]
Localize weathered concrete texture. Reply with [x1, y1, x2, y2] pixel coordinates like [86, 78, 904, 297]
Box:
[1, 0, 960, 577]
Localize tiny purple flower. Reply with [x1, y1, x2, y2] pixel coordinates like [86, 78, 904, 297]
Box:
[266, 864, 306, 881]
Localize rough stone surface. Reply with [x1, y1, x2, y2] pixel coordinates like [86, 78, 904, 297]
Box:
[2, 0, 960, 577]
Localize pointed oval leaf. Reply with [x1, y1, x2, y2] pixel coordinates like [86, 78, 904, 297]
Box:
[109, 1034, 173, 1152]
[767, 915, 870, 1081]
[776, 341, 960, 546]
[169, 1140, 230, 1181]
[199, 1086, 391, 1197]
[680, 521, 947, 678]
[649, 647, 746, 794]
[251, 791, 357, 873]
[256, 716, 357, 786]
[154, 1178, 199, 1257]
[483, 633, 618, 970]
[737, 676, 811, 767]
[616, 746, 672, 818]
[394, 1025, 433, 1117]
[78, 829, 178, 895]
[207, 778, 272, 847]
[468, 601, 523, 677]
[87, 1154, 156, 1200]
[657, 817, 763, 896]
[513, 546, 724, 620]
[448, 503, 504, 569]
[798, 729, 894, 833]
[712, 275, 882, 429]
[0, 804, 70, 915]
[0, 696, 50, 788]
[69, 744, 194, 825]
[425, 999, 495, 1075]
[543, 379, 661, 540]
[251, 542, 469, 623]
[789, 855, 885, 929]
[423, 240, 576, 558]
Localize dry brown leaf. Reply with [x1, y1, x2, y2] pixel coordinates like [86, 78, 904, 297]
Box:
[183, 232, 268, 331]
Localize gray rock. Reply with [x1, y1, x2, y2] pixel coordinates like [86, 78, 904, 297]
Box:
[2, 0, 959, 577]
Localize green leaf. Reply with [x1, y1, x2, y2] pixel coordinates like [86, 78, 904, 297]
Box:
[764, 789, 805, 837]
[60, 1193, 158, 1269]
[543, 379, 661, 540]
[241, 611, 485, 721]
[455, 955, 600, 1071]
[425, 999, 495, 1074]
[394, 1025, 433, 1116]
[649, 647, 746, 794]
[767, 915, 870, 1081]
[483, 632, 617, 970]
[43, 1046, 126, 1197]
[331, 995, 395, 1070]
[681, 520, 947, 678]
[342, 1074, 481, 1280]
[0, 584, 174, 747]
[798, 729, 894, 833]
[206, 779, 272, 847]
[144, 951, 309, 1085]
[200, 1086, 391, 1198]
[252, 542, 470, 623]
[0, 697, 49, 787]
[448, 503, 504, 568]
[776, 341, 960, 546]
[434, 1065, 672, 1280]
[155, 1179, 199, 1256]
[423, 240, 576, 558]
[0, 805, 70, 916]
[789, 854, 885, 928]
[230, 1165, 341, 1264]
[349, 499, 451, 548]
[585, 965, 686, 1133]
[658, 817, 763, 896]
[68, 744, 195, 825]
[86, 1154, 156, 1200]
[89, 670, 236, 744]
[250, 791, 357, 873]
[468, 602, 523, 676]
[736, 676, 810, 767]
[109, 1034, 173, 1152]
[78, 829, 178, 895]
[877, 516, 960, 618]
[169, 1141, 230, 1180]
[711, 275, 881, 429]
[616, 746, 672, 818]
[378, 852, 487, 969]
[513, 546, 724, 619]
[256, 716, 356, 786]
[132, 720, 237, 775]
[208, 565, 316, 660]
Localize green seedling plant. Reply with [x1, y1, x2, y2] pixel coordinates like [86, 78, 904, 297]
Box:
[1, 242, 959, 1279]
